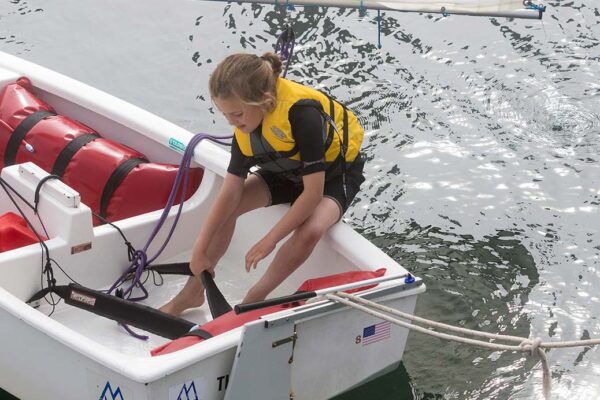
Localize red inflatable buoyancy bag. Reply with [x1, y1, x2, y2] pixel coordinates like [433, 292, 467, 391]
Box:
[0, 212, 46, 252]
[150, 268, 387, 356]
[0, 78, 203, 225]
[295, 267, 387, 293]
[150, 304, 290, 357]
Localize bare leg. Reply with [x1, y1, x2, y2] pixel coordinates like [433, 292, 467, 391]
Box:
[158, 216, 236, 315]
[243, 197, 341, 304]
[160, 175, 270, 315]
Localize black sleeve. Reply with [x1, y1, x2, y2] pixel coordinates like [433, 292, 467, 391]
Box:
[289, 104, 327, 176]
[227, 136, 255, 178]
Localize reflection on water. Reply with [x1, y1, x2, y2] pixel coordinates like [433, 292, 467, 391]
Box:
[1, 0, 600, 399]
[374, 226, 539, 399]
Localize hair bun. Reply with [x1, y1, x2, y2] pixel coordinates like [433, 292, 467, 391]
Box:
[260, 52, 283, 78]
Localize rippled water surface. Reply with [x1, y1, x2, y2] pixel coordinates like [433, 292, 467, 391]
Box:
[1, 0, 599, 399]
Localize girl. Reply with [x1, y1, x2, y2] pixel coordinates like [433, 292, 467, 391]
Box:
[161, 52, 365, 315]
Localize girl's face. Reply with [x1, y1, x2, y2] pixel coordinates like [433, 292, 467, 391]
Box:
[213, 96, 264, 134]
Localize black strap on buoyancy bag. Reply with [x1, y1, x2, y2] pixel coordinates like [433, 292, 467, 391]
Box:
[4, 109, 56, 166]
[99, 157, 148, 220]
[51, 133, 100, 177]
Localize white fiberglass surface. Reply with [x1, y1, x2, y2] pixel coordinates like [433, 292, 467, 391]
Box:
[36, 275, 209, 357]
[34, 253, 298, 358]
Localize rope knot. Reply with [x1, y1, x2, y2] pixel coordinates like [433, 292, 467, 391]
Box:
[520, 337, 551, 399]
[520, 337, 543, 356]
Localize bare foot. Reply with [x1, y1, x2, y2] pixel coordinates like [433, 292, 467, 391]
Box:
[159, 277, 205, 315]
[160, 289, 205, 315]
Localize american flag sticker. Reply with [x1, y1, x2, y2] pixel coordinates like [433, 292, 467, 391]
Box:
[362, 321, 391, 346]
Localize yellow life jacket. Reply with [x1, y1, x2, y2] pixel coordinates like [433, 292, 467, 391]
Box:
[234, 78, 363, 182]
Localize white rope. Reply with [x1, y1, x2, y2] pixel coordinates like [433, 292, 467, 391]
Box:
[333, 292, 600, 347]
[337, 291, 526, 342]
[325, 292, 600, 400]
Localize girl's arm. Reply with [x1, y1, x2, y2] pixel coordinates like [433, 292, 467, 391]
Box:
[190, 172, 245, 275]
[245, 170, 325, 271]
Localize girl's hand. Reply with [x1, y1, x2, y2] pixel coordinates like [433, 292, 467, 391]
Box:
[245, 237, 276, 272]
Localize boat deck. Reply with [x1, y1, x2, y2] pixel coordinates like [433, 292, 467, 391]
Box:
[35, 253, 297, 357]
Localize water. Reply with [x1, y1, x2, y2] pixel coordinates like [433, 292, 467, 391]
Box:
[1, 0, 599, 399]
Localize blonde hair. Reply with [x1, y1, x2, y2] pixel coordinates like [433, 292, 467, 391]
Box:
[209, 52, 283, 113]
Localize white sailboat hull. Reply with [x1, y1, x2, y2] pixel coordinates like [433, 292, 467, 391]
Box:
[0, 51, 424, 400]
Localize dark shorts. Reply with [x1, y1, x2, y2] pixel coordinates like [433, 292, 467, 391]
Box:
[254, 155, 366, 218]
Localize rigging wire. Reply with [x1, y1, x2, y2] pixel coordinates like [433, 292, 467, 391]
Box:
[0, 177, 65, 315]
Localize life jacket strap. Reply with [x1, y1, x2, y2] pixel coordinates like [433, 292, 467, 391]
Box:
[341, 105, 349, 205]
[324, 97, 336, 152]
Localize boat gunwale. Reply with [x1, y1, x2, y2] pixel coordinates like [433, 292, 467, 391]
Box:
[0, 276, 424, 382]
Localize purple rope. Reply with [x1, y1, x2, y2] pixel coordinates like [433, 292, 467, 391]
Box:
[107, 133, 232, 302]
[275, 26, 295, 78]
[119, 323, 149, 340]
[144, 134, 232, 264]
[110, 133, 233, 339]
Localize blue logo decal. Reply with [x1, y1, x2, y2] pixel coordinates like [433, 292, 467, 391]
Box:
[169, 138, 186, 154]
[99, 381, 125, 400]
[177, 381, 199, 400]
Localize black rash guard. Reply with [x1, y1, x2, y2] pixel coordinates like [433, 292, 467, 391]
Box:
[227, 104, 327, 179]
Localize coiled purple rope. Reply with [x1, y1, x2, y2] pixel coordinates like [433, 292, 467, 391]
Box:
[109, 133, 232, 297]
[105, 133, 231, 338]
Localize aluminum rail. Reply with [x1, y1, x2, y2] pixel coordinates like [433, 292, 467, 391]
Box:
[201, 0, 545, 19]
